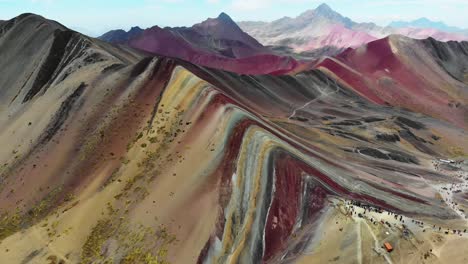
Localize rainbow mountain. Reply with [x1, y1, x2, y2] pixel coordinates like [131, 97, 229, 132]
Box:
[0, 9, 467, 264]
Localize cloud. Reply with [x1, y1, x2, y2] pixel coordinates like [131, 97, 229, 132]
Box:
[230, 0, 468, 11]
[365, 0, 467, 7]
[231, 0, 270, 10]
[30, 0, 55, 3]
[231, 0, 316, 11]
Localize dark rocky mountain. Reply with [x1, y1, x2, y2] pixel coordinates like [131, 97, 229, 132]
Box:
[98, 12, 266, 57]
[0, 13, 143, 107]
[98, 26, 144, 44]
[98, 13, 303, 75]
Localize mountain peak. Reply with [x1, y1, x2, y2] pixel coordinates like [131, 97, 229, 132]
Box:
[12, 13, 51, 24]
[297, 3, 337, 21]
[217, 12, 233, 22]
[415, 17, 432, 23]
[316, 3, 333, 13]
[5, 13, 67, 32]
[192, 13, 263, 49]
[99, 26, 144, 44]
[195, 12, 239, 32]
[130, 26, 142, 31]
[15, 13, 40, 20]
[297, 3, 354, 27]
[128, 26, 143, 35]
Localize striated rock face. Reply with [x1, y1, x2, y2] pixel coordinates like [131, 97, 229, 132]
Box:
[0, 13, 143, 108]
[421, 37, 468, 82]
[1, 13, 468, 264]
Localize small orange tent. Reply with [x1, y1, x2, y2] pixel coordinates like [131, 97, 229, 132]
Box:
[384, 242, 393, 252]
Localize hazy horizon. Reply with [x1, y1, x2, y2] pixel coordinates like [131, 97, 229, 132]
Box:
[1, 0, 467, 37]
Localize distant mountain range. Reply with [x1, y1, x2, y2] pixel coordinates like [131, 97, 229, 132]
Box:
[238, 3, 468, 54]
[98, 3, 468, 60]
[99, 26, 144, 44]
[389, 17, 468, 34]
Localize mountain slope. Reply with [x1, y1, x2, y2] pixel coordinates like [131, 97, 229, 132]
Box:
[0, 13, 467, 264]
[315, 35, 468, 128]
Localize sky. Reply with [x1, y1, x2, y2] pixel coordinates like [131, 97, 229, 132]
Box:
[1, 0, 467, 37]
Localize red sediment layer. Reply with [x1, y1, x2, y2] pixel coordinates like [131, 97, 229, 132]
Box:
[316, 57, 385, 104]
[366, 181, 427, 204]
[195, 92, 410, 262]
[263, 151, 328, 262]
